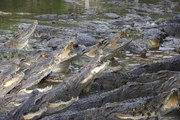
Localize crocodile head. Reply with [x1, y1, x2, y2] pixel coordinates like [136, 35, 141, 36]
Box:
[85, 46, 98, 57]
[84, 39, 109, 57]
[111, 30, 127, 47]
[57, 41, 74, 59]
[160, 88, 180, 115]
[0, 72, 24, 97]
[150, 39, 160, 49]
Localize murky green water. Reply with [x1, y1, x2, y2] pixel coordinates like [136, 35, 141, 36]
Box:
[0, 0, 69, 14]
[0, 0, 179, 29]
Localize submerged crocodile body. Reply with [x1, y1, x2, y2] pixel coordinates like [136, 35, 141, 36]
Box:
[3, 20, 38, 49]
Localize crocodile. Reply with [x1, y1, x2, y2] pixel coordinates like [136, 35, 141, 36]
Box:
[0, 48, 34, 60]
[20, 52, 109, 119]
[140, 17, 180, 49]
[56, 72, 180, 113]
[15, 41, 76, 90]
[0, 90, 39, 120]
[40, 90, 180, 120]
[0, 72, 24, 97]
[75, 33, 98, 47]
[0, 95, 15, 113]
[154, 18, 180, 25]
[129, 55, 180, 75]
[0, 59, 20, 84]
[142, 28, 168, 49]
[3, 20, 38, 49]
[91, 70, 179, 92]
[76, 28, 146, 57]
[15, 72, 177, 119]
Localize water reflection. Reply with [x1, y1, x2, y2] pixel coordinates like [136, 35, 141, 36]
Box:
[85, 0, 90, 9]
[0, 0, 69, 14]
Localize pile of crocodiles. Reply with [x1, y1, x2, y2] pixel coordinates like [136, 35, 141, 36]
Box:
[0, 17, 180, 120]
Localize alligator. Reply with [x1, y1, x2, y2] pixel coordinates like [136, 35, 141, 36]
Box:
[3, 20, 38, 50]
[39, 90, 180, 120]
[0, 90, 39, 120]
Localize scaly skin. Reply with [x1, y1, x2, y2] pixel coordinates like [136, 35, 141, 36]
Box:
[0, 72, 24, 97]
[129, 55, 180, 75]
[16, 42, 76, 89]
[40, 90, 179, 120]
[22, 53, 109, 119]
[91, 70, 179, 92]
[3, 20, 38, 49]
[60, 73, 180, 113]
[0, 90, 39, 120]
[0, 59, 20, 84]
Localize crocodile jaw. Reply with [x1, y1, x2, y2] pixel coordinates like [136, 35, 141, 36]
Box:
[48, 97, 78, 108]
[23, 107, 47, 120]
[150, 39, 160, 48]
[3, 72, 24, 87]
[58, 42, 74, 59]
[111, 31, 127, 47]
[81, 61, 109, 84]
[161, 89, 180, 112]
[85, 47, 98, 57]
